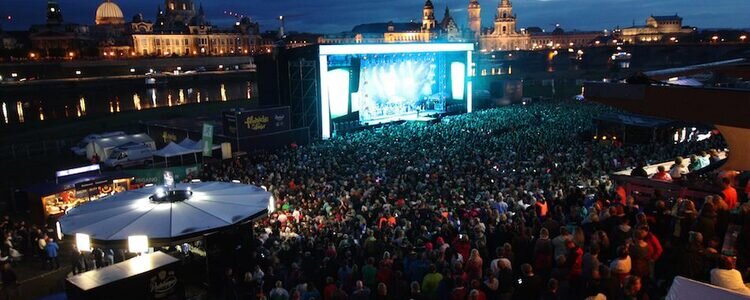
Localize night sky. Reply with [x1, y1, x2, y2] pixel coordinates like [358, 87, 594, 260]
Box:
[0, 0, 747, 34]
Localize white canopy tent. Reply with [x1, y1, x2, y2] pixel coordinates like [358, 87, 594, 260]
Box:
[177, 138, 199, 149]
[59, 182, 272, 245]
[153, 142, 198, 166]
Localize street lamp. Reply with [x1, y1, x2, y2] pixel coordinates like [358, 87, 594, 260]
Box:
[741, 35, 747, 42]
[130, 68, 136, 73]
[68, 52, 75, 58]
[712, 35, 719, 42]
[75, 70, 82, 75]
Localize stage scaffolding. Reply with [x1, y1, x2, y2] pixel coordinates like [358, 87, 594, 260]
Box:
[288, 59, 321, 140]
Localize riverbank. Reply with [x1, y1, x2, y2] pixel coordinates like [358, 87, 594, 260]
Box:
[0, 69, 255, 91]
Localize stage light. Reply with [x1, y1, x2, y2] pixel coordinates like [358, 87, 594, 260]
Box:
[155, 187, 165, 198]
[76, 233, 91, 252]
[56, 222, 63, 240]
[128, 235, 149, 254]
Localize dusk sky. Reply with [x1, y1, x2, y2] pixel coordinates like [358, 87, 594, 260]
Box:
[0, 0, 747, 34]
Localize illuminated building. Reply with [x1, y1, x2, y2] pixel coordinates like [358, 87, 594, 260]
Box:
[479, 0, 529, 51]
[320, 0, 464, 44]
[528, 26, 603, 50]
[95, 0, 125, 25]
[468, 0, 481, 39]
[130, 2, 260, 57]
[617, 15, 694, 44]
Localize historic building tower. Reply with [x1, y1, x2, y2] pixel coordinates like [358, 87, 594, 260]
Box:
[46, 0, 64, 25]
[479, 0, 529, 51]
[164, 0, 195, 28]
[422, 0, 436, 31]
[468, 0, 481, 39]
[494, 0, 516, 36]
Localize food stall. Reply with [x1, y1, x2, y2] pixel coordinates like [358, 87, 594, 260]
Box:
[20, 165, 134, 224]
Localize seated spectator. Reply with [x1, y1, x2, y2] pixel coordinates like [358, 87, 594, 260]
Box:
[669, 156, 689, 180]
[710, 256, 750, 295]
[651, 166, 673, 182]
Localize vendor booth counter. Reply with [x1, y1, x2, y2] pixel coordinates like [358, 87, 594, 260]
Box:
[65, 251, 183, 300]
[20, 171, 134, 224]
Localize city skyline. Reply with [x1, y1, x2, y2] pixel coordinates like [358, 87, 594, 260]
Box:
[0, 0, 747, 34]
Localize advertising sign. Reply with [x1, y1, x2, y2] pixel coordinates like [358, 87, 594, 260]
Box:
[202, 123, 213, 157]
[223, 107, 291, 138]
[129, 165, 201, 185]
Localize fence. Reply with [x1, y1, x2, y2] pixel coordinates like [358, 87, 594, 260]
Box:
[0, 138, 78, 160]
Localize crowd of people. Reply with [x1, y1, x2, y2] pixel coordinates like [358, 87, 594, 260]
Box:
[191, 100, 750, 300]
[4, 99, 748, 300]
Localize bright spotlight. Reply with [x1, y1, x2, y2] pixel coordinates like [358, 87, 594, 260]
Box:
[128, 235, 149, 253]
[155, 187, 165, 198]
[56, 222, 63, 240]
[76, 233, 91, 252]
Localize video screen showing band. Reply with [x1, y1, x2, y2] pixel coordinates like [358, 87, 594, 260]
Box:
[326, 51, 467, 125]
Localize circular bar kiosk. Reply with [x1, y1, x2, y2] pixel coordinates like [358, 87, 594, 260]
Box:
[58, 181, 272, 299]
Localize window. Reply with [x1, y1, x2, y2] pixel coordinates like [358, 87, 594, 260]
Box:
[155, 39, 161, 46]
[166, 39, 171, 46]
[184, 39, 188, 45]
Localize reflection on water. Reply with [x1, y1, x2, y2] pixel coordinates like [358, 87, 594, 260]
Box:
[0, 79, 256, 125]
[16, 101, 24, 123]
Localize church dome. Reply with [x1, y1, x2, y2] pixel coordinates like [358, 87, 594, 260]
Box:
[96, 0, 125, 25]
[424, 0, 434, 9]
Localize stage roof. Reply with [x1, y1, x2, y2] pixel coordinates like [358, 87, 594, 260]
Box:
[319, 43, 474, 55]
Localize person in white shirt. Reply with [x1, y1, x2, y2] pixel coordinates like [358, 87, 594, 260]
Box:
[710, 256, 750, 295]
[669, 157, 689, 180]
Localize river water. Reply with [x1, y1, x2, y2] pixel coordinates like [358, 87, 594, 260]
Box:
[0, 77, 257, 126]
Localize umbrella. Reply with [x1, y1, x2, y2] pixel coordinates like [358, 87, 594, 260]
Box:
[59, 182, 272, 245]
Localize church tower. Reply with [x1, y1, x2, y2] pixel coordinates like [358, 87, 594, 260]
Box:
[468, 0, 481, 38]
[164, 0, 195, 27]
[46, 0, 64, 25]
[494, 0, 517, 36]
[422, 0, 436, 31]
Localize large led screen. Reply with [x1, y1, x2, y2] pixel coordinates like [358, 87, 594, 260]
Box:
[319, 43, 474, 139]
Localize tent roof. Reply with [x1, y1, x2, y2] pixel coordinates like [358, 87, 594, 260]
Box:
[59, 182, 270, 244]
[153, 142, 197, 158]
[93, 134, 153, 149]
[177, 138, 198, 149]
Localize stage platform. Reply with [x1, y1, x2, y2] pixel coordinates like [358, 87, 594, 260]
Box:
[363, 110, 441, 126]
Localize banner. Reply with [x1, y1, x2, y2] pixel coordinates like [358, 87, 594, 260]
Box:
[223, 107, 291, 137]
[128, 165, 201, 185]
[202, 123, 213, 157]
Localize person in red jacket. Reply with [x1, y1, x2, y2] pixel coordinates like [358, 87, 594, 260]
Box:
[453, 235, 471, 262]
[722, 177, 739, 210]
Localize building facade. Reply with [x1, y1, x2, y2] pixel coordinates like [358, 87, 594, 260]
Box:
[617, 15, 694, 44]
[129, 0, 260, 57]
[320, 0, 463, 44]
[479, 0, 529, 51]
